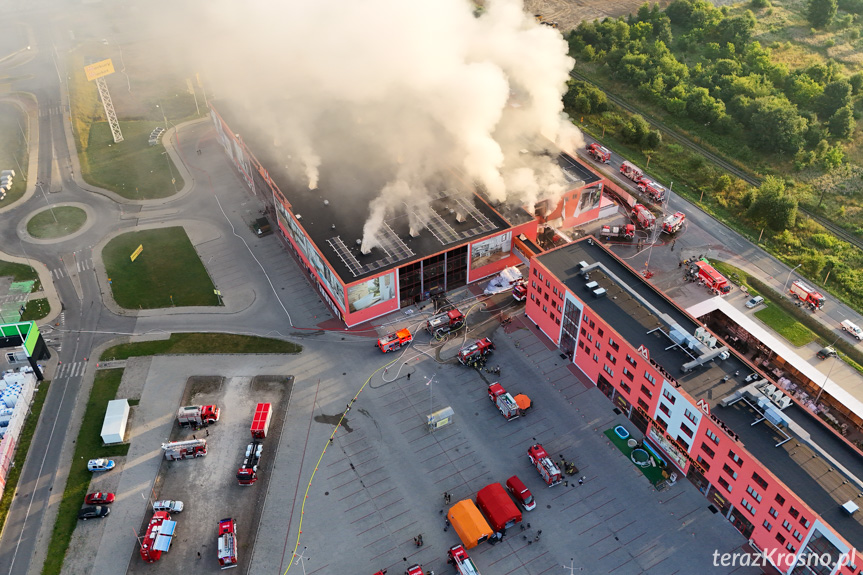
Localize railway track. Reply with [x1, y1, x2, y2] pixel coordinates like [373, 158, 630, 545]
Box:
[569, 70, 863, 253]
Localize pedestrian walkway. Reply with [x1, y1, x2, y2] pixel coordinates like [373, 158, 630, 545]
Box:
[54, 361, 87, 379]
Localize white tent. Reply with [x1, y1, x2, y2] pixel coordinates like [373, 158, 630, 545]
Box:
[101, 399, 129, 444]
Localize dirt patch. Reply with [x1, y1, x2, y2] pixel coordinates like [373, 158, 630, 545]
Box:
[186, 376, 224, 399]
[250, 375, 291, 393]
[524, 0, 673, 32]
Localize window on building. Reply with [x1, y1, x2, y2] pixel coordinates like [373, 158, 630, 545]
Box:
[656, 416, 668, 431]
[701, 443, 715, 458]
[597, 328, 604, 337]
[550, 313, 556, 323]
[662, 389, 676, 404]
[769, 507, 778, 518]
[544, 293, 550, 301]
[776, 533, 786, 544]
[537, 286, 542, 295]
[752, 472, 769, 490]
[722, 463, 738, 480]
[595, 340, 601, 350]
[609, 338, 619, 351]
[717, 476, 732, 493]
[684, 408, 698, 424]
[553, 286, 558, 295]
[789, 506, 799, 519]
[729, 450, 743, 467]
[775, 494, 786, 506]
[677, 436, 690, 451]
[531, 280, 537, 288]
[626, 354, 637, 368]
[680, 423, 693, 438]
[782, 520, 792, 531]
[583, 314, 589, 324]
[533, 268, 537, 276]
[740, 498, 757, 516]
[705, 429, 720, 445]
[696, 455, 711, 472]
[746, 486, 762, 503]
[546, 279, 550, 288]
[620, 381, 631, 394]
[556, 318, 561, 326]
[587, 333, 592, 342]
[640, 385, 653, 399]
[644, 372, 657, 385]
[589, 320, 595, 329]
[763, 520, 772, 531]
[622, 367, 634, 381]
[593, 353, 598, 363]
[659, 403, 670, 417]
[543, 305, 548, 313]
[799, 516, 809, 529]
[539, 272, 543, 281]
[786, 543, 796, 554]
[603, 365, 614, 377]
[637, 398, 649, 411]
[530, 293, 536, 302]
[606, 351, 616, 364]
[793, 530, 803, 542]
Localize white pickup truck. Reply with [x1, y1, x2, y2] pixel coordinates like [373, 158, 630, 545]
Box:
[841, 320, 863, 341]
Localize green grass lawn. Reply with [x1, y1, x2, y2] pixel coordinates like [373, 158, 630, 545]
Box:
[20, 297, 49, 321]
[0, 381, 49, 532]
[26, 206, 87, 239]
[83, 121, 184, 200]
[603, 428, 667, 486]
[754, 305, 817, 347]
[102, 227, 218, 309]
[0, 259, 38, 283]
[100, 332, 302, 361]
[0, 100, 29, 207]
[42, 369, 128, 575]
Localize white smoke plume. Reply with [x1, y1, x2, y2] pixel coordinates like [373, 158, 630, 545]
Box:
[170, 0, 580, 250]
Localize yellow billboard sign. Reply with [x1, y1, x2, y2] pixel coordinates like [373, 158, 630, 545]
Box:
[130, 244, 143, 262]
[84, 59, 115, 81]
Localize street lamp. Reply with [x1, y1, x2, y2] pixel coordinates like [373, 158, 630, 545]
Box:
[161, 151, 178, 194]
[155, 104, 167, 129]
[37, 181, 57, 223]
[782, 264, 803, 297]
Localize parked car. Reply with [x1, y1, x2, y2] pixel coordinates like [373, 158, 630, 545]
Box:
[817, 346, 838, 360]
[78, 506, 110, 520]
[84, 492, 115, 505]
[505, 475, 536, 511]
[87, 459, 115, 472]
[152, 500, 184, 513]
[745, 295, 765, 308]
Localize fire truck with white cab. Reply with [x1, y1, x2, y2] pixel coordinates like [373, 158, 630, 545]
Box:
[790, 280, 825, 310]
[458, 338, 495, 366]
[377, 328, 413, 353]
[512, 283, 527, 302]
[447, 544, 482, 575]
[586, 143, 611, 164]
[427, 308, 465, 338]
[661, 211, 686, 234]
[161, 439, 207, 461]
[527, 443, 562, 486]
[217, 518, 238, 569]
[176, 405, 220, 427]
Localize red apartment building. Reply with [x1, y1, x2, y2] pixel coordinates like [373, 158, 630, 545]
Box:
[526, 238, 863, 575]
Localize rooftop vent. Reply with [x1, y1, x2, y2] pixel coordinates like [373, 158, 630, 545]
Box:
[593, 288, 607, 298]
[296, 214, 302, 220]
[355, 239, 362, 246]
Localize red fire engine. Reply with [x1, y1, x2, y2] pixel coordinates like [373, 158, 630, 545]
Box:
[488, 383, 525, 420]
[458, 338, 496, 366]
[512, 283, 527, 302]
[631, 204, 656, 230]
[586, 143, 611, 163]
[139, 511, 176, 563]
[427, 308, 465, 338]
[161, 439, 207, 460]
[600, 224, 635, 241]
[619, 161, 645, 184]
[688, 261, 732, 294]
[376, 328, 413, 353]
[217, 518, 238, 569]
[251, 403, 271, 439]
[790, 280, 825, 310]
[177, 405, 220, 427]
[527, 443, 562, 486]
[447, 544, 482, 575]
[404, 565, 423, 575]
[237, 441, 262, 485]
[638, 179, 667, 203]
[661, 211, 686, 234]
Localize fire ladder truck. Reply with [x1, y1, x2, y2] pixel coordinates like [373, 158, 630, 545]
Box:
[619, 161, 645, 184]
[447, 544, 482, 575]
[237, 441, 262, 485]
[458, 338, 496, 366]
[161, 439, 207, 461]
[426, 308, 466, 338]
[527, 443, 562, 486]
[488, 383, 522, 420]
[376, 328, 413, 353]
[217, 518, 238, 569]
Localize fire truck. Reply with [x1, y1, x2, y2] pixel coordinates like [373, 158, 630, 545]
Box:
[458, 338, 496, 366]
[586, 143, 611, 164]
[631, 204, 656, 230]
[790, 280, 825, 310]
[661, 211, 686, 234]
[161, 439, 207, 460]
[217, 518, 238, 569]
[527, 443, 562, 486]
[376, 328, 413, 353]
[600, 224, 635, 241]
[512, 283, 527, 302]
[447, 544, 482, 575]
[176, 405, 220, 427]
[237, 441, 262, 485]
[404, 565, 423, 575]
[687, 261, 731, 294]
[426, 308, 465, 338]
[619, 161, 645, 184]
[139, 511, 176, 563]
[488, 383, 523, 420]
[251, 403, 271, 439]
[638, 180, 667, 203]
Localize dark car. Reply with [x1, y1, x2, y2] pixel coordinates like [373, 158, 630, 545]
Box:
[78, 506, 110, 520]
[817, 346, 838, 360]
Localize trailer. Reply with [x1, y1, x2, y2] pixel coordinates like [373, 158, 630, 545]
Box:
[447, 544, 482, 575]
[458, 338, 496, 366]
[527, 443, 562, 486]
[139, 511, 176, 563]
[790, 280, 825, 310]
[376, 328, 413, 353]
[217, 518, 238, 569]
[476, 483, 522, 532]
[237, 441, 262, 485]
[251, 403, 272, 439]
[161, 439, 207, 460]
[447, 500, 493, 549]
[487, 383, 523, 420]
[176, 405, 220, 427]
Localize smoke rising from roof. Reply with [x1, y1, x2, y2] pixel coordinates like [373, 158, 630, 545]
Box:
[186, 0, 580, 252]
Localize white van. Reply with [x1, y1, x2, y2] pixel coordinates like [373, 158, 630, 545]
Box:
[841, 320, 863, 340]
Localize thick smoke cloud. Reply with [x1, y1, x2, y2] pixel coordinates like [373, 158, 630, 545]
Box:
[181, 0, 580, 252]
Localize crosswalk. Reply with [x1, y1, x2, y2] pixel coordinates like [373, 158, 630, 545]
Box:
[0, 293, 27, 304]
[38, 106, 62, 117]
[51, 259, 93, 279]
[55, 361, 86, 379]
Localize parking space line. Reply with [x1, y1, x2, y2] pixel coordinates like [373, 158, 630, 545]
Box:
[337, 487, 364, 501]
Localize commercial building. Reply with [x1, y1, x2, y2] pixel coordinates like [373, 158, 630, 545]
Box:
[209, 103, 609, 327]
[526, 238, 863, 575]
